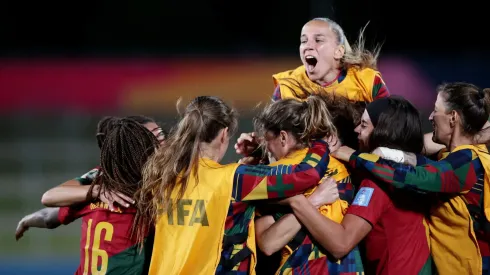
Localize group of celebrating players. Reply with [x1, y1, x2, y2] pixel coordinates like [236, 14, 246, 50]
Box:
[14, 17, 490, 275]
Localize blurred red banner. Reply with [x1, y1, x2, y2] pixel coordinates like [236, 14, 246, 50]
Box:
[0, 57, 436, 114]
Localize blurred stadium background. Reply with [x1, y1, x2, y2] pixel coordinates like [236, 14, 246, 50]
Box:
[0, 0, 488, 274]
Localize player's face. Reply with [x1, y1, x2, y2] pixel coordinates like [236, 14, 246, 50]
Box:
[144, 122, 165, 145]
[429, 93, 452, 146]
[300, 20, 343, 82]
[263, 131, 296, 161]
[355, 110, 375, 152]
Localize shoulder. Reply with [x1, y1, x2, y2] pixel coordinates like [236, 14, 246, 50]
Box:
[223, 163, 240, 176]
[348, 67, 382, 80]
[352, 178, 388, 206]
[272, 65, 305, 81]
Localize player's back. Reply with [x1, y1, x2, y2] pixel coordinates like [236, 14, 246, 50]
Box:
[58, 202, 152, 275]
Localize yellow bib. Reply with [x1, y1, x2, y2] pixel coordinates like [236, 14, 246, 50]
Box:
[272, 66, 379, 102]
[268, 149, 350, 273]
[149, 158, 239, 275]
[429, 144, 490, 275]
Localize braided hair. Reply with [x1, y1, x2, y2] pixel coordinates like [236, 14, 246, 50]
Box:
[126, 115, 168, 141]
[95, 116, 121, 149]
[125, 115, 155, 125]
[88, 118, 159, 201]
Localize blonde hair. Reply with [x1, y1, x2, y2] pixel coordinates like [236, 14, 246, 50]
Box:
[311, 18, 380, 70]
[134, 96, 238, 245]
[254, 95, 337, 147]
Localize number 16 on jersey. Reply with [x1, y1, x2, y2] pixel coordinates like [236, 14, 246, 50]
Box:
[83, 219, 114, 275]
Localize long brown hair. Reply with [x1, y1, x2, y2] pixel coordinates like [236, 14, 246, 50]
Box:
[89, 118, 159, 201]
[134, 96, 238, 244]
[95, 116, 120, 149]
[254, 95, 337, 149]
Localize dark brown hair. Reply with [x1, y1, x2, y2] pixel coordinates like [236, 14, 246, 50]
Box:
[437, 82, 490, 135]
[315, 93, 364, 149]
[89, 118, 159, 201]
[366, 96, 424, 154]
[95, 116, 120, 149]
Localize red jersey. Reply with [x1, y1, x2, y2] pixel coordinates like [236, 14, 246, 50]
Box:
[58, 202, 152, 275]
[347, 179, 432, 275]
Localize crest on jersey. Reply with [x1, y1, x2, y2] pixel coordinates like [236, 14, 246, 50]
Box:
[352, 187, 374, 207]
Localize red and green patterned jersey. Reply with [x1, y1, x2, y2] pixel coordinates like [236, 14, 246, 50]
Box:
[216, 141, 330, 274]
[276, 174, 364, 275]
[58, 202, 152, 275]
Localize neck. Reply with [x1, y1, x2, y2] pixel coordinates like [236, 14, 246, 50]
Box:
[313, 68, 341, 86]
[448, 131, 474, 152]
[200, 142, 221, 162]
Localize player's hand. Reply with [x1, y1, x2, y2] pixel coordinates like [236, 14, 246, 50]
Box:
[234, 132, 260, 156]
[15, 215, 31, 241]
[93, 185, 135, 211]
[372, 147, 417, 167]
[324, 135, 341, 153]
[238, 156, 259, 165]
[308, 177, 339, 208]
[331, 146, 355, 162]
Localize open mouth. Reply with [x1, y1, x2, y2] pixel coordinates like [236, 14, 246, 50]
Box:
[305, 55, 317, 73]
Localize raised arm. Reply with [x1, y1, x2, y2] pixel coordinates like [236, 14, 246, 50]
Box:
[422, 133, 445, 156]
[346, 148, 478, 193]
[41, 167, 100, 206]
[232, 140, 329, 201]
[41, 167, 134, 210]
[41, 181, 91, 207]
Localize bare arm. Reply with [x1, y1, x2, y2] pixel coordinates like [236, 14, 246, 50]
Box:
[256, 214, 302, 256]
[256, 178, 340, 255]
[15, 207, 61, 240]
[288, 195, 372, 259]
[41, 180, 91, 207]
[42, 167, 102, 207]
[422, 133, 445, 156]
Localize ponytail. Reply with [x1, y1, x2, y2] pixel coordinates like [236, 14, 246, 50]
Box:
[341, 23, 381, 70]
[135, 96, 237, 245]
[302, 95, 337, 141]
[255, 95, 337, 146]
